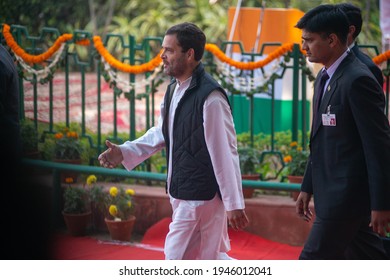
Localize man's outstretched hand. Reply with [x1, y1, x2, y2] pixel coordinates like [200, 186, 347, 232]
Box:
[98, 140, 123, 169]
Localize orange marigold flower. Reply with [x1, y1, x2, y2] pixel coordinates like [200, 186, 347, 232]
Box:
[290, 141, 298, 147]
[66, 131, 78, 139]
[54, 132, 64, 139]
[283, 155, 293, 163]
[65, 177, 74, 184]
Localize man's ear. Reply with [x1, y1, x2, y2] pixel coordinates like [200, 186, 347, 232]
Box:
[328, 33, 337, 46]
[349, 25, 356, 38]
[187, 48, 194, 59]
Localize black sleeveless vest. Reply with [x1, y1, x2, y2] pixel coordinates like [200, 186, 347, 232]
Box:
[162, 63, 230, 200]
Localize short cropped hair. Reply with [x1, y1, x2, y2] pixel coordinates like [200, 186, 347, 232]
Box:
[337, 3, 363, 39]
[295, 4, 349, 45]
[165, 22, 206, 61]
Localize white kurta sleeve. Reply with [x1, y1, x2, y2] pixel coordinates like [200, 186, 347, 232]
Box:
[120, 103, 166, 171]
[204, 90, 245, 211]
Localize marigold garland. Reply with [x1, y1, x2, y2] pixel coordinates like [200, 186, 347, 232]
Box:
[93, 35, 163, 74]
[75, 39, 90, 46]
[205, 43, 295, 70]
[3, 22, 389, 74]
[373, 49, 390, 65]
[2, 24, 73, 64]
[2, 23, 163, 74]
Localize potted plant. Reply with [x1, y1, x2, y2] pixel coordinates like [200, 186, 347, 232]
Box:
[20, 118, 40, 158]
[62, 176, 93, 236]
[54, 128, 83, 160]
[52, 127, 84, 182]
[238, 146, 261, 198]
[282, 141, 310, 200]
[90, 177, 136, 242]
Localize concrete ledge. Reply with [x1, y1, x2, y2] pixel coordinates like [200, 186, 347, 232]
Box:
[25, 172, 312, 247]
[130, 185, 314, 246]
[244, 195, 314, 246]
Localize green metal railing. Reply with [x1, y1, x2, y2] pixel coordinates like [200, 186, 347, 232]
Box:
[2, 24, 389, 190]
[3, 23, 389, 230]
[2, 25, 389, 153]
[22, 159, 301, 227]
[1, 24, 315, 155]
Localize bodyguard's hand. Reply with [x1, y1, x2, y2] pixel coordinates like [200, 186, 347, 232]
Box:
[370, 210, 390, 237]
[98, 140, 123, 169]
[227, 209, 249, 231]
[296, 191, 313, 222]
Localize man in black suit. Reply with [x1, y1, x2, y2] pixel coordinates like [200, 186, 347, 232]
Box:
[338, 2, 384, 86]
[295, 4, 390, 259]
[0, 44, 50, 259]
[0, 44, 23, 258]
[0, 44, 21, 163]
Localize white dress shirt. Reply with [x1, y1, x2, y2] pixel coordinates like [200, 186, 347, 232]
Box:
[320, 48, 350, 99]
[120, 77, 244, 211]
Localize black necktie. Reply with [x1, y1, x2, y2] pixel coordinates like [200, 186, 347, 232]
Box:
[314, 70, 329, 119]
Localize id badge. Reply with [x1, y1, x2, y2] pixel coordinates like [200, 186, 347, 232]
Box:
[322, 105, 336, 126]
[322, 113, 336, 126]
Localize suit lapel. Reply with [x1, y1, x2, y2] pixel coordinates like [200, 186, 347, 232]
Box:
[310, 52, 354, 139]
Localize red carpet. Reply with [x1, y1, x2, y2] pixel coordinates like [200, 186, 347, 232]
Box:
[51, 218, 302, 260]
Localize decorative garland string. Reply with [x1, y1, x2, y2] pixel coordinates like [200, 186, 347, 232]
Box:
[2, 23, 389, 96]
[14, 44, 66, 81]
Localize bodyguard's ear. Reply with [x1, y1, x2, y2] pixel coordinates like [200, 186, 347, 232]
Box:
[328, 34, 337, 46]
[349, 25, 356, 37]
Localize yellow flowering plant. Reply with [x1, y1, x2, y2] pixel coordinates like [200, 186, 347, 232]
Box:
[89, 175, 135, 221]
[62, 177, 92, 214]
[282, 141, 310, 177]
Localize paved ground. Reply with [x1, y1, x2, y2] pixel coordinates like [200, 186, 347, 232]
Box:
[23, 73, 167, 133]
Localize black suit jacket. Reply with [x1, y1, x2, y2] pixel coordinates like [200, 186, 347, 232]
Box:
[0, 44, 21, 159]
[351, 44, 384, 86]
[302, 52, 390, 220]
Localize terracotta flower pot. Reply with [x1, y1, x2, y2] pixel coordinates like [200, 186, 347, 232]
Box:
[105, 216, 136, 242]
[62, 211, 92, 236]
[242, 174, 259, 198]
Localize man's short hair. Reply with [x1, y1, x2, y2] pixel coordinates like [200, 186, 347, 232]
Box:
[165, 22, 206, 61]
[295, 4, 349, 45]
[337, 3, 363, 39]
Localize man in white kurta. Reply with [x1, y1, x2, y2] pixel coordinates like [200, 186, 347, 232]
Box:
[98, 22, 249, 260]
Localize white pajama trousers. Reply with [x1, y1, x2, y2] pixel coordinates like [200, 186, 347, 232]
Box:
[164, 194, 231, 260]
